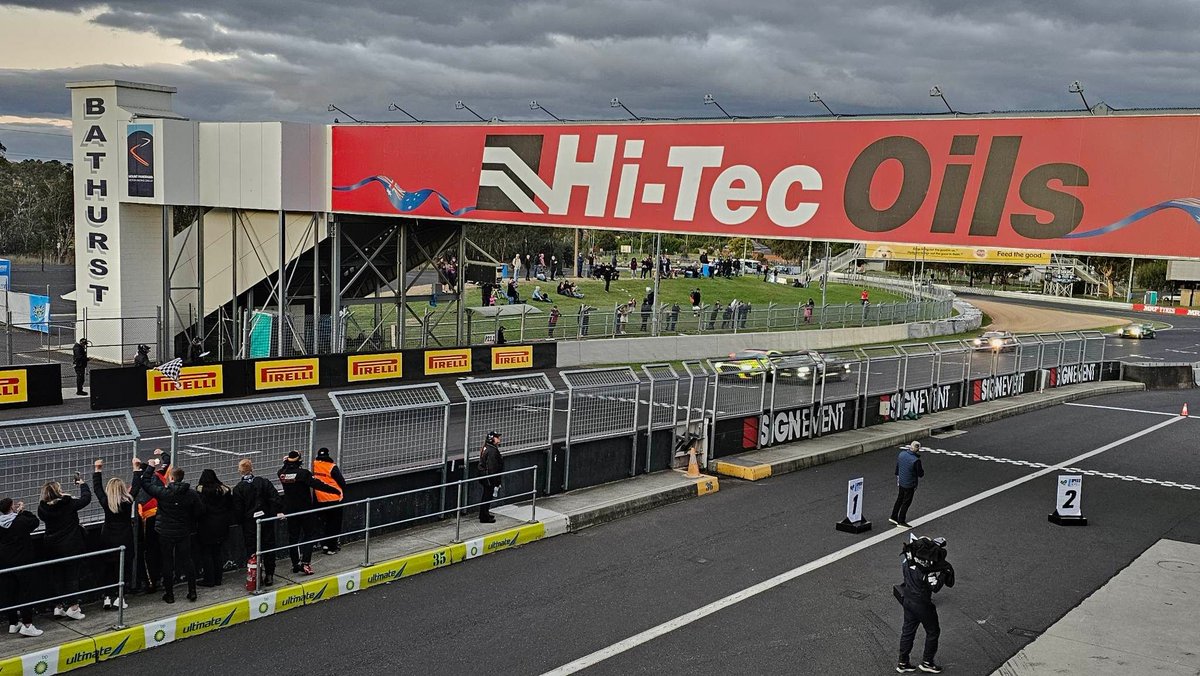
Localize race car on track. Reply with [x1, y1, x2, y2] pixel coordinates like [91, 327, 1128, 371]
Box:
[971, 330, 1017, 352]
[714, 349, 849, 383]
[801, 350, 854, 382]
[1115, 323, 1156, 339]
[714, 349, 784, 379]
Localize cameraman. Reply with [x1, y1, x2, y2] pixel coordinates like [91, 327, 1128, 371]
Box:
[896, 537, 953, 673]
[72, 338, 90, 396]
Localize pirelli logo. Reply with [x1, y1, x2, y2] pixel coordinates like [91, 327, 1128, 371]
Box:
[0, 369, 29, 404]
[255, 358, 320, 390]
[347, 353, 403, 382]
[146, 366, 224, 401]
[424, 349, 472, 376]
[491, 346, 533, 371]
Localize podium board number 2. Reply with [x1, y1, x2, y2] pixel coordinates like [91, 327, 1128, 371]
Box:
[846, 478, 864, 522]
[1056, 475, 1082, 517]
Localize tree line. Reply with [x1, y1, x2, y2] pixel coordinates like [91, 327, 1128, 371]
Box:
[0, 157, 73, 264]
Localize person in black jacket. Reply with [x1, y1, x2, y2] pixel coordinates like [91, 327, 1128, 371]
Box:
[477, 431, 504, 524]
[277, 451, 339, 576]
[0, 497, 43, 637]
[231, 459, 283, 587]
[132, 344, 152, 369]
[72, 338, 89, 396]
[38, 478, 91, 620]
[896, 537, 953, 673]
[194, 469, 232, 587]
[92, 460, 134, 611]
[135, 459, 204, 604]
[130, 449, 170, 594]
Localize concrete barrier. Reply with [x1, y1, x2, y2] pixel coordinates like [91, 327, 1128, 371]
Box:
[1121, 362, 1196, 389]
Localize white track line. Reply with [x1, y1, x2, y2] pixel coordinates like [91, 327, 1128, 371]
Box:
[539, 415, 1184, 676]
[1064, 402, 1184, 417]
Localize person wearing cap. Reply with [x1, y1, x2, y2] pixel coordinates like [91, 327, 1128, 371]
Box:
[133, 344, 152, 369]
[277, 451, 340, 575]
[890, 442, 926, 529]
[311, 448, 347, 555]
[72, 338, 89, 396]
[477, 431, 505, 524]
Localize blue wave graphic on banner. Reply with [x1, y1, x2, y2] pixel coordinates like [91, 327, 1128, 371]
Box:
[1063, 197, 1200, 239]
[333, 176, 475, 216]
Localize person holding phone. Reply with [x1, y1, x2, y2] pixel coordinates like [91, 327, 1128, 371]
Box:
[92, 459, 134, 610]
[38, 475, 92, 620]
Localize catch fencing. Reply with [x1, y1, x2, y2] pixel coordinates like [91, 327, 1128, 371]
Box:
[561, 367, 641, 488]
[0, 411, 140, 526]
[642, 364, 681, 471]
[708, 357, 769, 421]
[329, 383, 450, 482]
[457, 373, 555, 460]
[161, 394, 315, 488]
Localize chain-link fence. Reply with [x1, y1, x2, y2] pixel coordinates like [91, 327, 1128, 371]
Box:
[642, 363, 681, 471]
[767, 354, 820, 412]
[709, 356, 768, 421]
[161, 394, 315, 488]
[329, 384, 450, 482]
[456, 373, 555, 461]
[560, 367, 641, 489]
[863, 346, 904, 396]
[680, 359, 713, 429]
[817, 349, 864, 403]
[0, 411, 140, 527]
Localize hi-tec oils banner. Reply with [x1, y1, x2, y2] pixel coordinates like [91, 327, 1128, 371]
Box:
[333, 117, 1200, 258]
[864, 243, 1050, 265]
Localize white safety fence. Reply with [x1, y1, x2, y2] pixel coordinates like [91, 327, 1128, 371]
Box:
[329, 383, 450, 482]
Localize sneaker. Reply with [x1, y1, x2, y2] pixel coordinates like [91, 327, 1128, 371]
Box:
[323, 547, 335, 556]
[53, 606, 66, 618]
[64, 606, 85, 621]
[300, 563, 314, 576]
[162, 593, 175, 604]
[919, 662, 943, 673]
[888, 518, 901, 526]
[113, 598, 128, 609]
[103, 596, 113, 610]
[900, 522, 913, 529]
[18, 624, 43, 638]
[263, 575, 275, 587]
[7, 624, 17, 634]
[896, 663, 917, 673]
[186, 591, 197, 602]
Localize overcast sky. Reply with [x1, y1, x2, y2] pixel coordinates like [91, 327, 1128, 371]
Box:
[3, 1, 1200, 161]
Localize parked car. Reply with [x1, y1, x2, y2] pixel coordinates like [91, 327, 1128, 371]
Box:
[1115, 324, 1156, 339]
[971, 330, 1017, 352]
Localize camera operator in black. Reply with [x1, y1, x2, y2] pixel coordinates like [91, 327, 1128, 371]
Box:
[72, 338, 89, 396]
[895, 537, 954, 673]
[133, 344, 152, 369]
[477, 432, 504, 523]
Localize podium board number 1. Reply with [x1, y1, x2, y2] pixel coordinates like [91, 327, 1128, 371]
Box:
[846, 478, 864, 522]
[1056, 475, 1082, 517]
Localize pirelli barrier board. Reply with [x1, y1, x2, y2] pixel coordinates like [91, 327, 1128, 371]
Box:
[89, 342, 555, 410]
[0, 363, 62, 410]
[712, 362, 1120, 457]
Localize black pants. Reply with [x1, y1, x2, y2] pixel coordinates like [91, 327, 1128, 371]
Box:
[478, 482, 497, 521]
[891, 486, 917, 523]
[320, 505, 343, 551]
[199, 541, 226, 585]
[899, 599, 940, 664]
[159, 536, 196, 598]
[286, 514, 318, 568]
[138, 518, 162, 589]
[240, 520, 276, 576]
[74, 367, 86, 393]
[101, 538, 135, 597]
[1, 569, 32, 625]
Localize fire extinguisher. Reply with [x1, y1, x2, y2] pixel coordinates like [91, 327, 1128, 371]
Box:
[245, 555, 258, 592]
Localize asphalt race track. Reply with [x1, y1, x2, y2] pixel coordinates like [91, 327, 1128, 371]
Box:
[86, 388, 1200, 675]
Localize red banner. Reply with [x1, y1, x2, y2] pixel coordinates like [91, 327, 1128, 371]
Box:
[331, 116, 1200, 258]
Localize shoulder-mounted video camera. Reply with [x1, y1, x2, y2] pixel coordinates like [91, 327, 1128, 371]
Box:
[902, 535, 955, 590]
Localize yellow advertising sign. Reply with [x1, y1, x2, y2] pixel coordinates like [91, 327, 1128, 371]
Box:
[865, 243, 1050, 265]
[423, 348, 472, 376]
[255, 358, 320, 390]
[347, 353, 403, 382]
[146, 365, 224, 401]
[0, 369, 28, 405]
[490, 345, 533, 371]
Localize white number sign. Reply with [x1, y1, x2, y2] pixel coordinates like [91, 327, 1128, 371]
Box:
[846, 477, 865, 522]
[1056, 475, 1083, 517]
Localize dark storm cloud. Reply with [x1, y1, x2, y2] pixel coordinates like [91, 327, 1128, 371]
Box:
[3, 0, 1200, 136]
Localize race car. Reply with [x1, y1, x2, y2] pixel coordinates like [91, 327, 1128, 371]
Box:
[713, 349, 781, 379]
[801, 350, 854, 382]
[1115, 323, 1156, 339]
[971, 330, 1017, 352]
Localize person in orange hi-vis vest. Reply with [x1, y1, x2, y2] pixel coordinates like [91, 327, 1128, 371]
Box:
[311, 448, 347, 555]
[130, 449, 169, 593]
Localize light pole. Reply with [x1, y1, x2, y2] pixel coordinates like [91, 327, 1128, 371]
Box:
[610, 97, 641, 120]
[387, 102, 422, 123]
[1068, 81, 1093, 114]
[530, 100, 564, 122]
[703, 94, 733, 119]
[929, 86, 954, 114]
[327, 104, 361, 123]
[809, 92, 836, 116]
[454, 100, 487, 122]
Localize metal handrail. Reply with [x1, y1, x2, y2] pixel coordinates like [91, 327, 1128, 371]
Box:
[0, 545, 128, 628]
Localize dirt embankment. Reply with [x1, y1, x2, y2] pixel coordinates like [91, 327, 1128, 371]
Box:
[969, 298, 1131, 333]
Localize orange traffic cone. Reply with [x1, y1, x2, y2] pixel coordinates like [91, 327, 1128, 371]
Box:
[1183, 403, 1190, 417]
[685, 444, 701, 479]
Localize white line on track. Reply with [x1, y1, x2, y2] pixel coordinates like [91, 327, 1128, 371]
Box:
[539, 415, 1184, 676]
[1063, 402, 1184, 417]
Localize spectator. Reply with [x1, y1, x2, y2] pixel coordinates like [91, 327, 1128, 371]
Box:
[603, 266, 613, 292]
[277, 451, 339, 576]
[0, 497, 42, 637]
[72, 338, 89, 396]
[707, 302, 721, 330]
[477, 432, 504, 523]
[861, 289, 870, 305]
[524, 254, 532, 281]
[39, 478, 91, 619]
[549, 305, 561, 337]
[495, 325, 507, 345]
[667, 303, 680, 332]
[579, 305, 593, 337]
[640, 297, 652, 332]
[131, 449, 170, 594]
[550, 255, 558, 281]
[511, 254, 521, 279]
[232, 459, 282, 588]
[92, 460, 133, 611]
[194, 469, 232, 587]
[689, 288, 701, 311]
[135, 459, 203, 603]
[629, 257, 638, 276]
[311, 448, 347, 556]
[133, 344, 152, 369]
[804, 298, 815, 324]
[506, 279, 521, 304]
[531, 286, 550, 303]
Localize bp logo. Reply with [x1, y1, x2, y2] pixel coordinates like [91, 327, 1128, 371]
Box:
[154, 629, 166, 642]
[258, 601, 269, 614]
[469, 544, 480, 557]
[34, 660, 49, 675]
[346, 580, 356, 591]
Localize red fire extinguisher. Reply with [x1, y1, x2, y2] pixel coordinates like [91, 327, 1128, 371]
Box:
[245, 555, 258, 592]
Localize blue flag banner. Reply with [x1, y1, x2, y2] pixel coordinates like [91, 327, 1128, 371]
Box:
[333, 176, 475, 217]
[1064, 197, 1200, 239]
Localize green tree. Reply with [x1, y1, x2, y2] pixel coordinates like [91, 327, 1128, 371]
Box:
[1135, 260, 1169, 293]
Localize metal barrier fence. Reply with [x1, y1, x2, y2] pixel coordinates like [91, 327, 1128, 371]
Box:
[0, 547, 129, 628]
[252, 465, 537, 591]
[329, 384, 450, 482]
[161, 394, 315, 489]
[0, 411, 140, 526]
[681, 360, 712, 430]
[899, 343, 937, 392]
[709, 357, 769, 421]
[561, 367, 641, 489]
[863, 346, 904, 397]
[817, 349, 864, 403]
[642, 364, 681, 471]
[457, 373, 555, 461]
[768, 354, 819, 412]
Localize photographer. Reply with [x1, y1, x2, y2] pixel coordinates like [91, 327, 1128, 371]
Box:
[72, 338, 90, 396]
[477, 431, 504, 524]
[895, 536, 954, 673]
